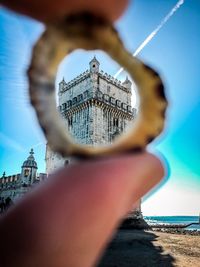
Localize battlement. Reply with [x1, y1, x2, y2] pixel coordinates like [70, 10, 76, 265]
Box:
[59, 59, 132, 94]
[58, 88, 136, 116]
[59, 70, 131, 94]
[98, 70, 131, 93]
[59, 70, 90, 93]
[0, 174, 20, 188]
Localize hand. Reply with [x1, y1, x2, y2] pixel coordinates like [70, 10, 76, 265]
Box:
[0, 1, 164, 266]
[0, 0, 129, 22]
[0, 153, 164, 267]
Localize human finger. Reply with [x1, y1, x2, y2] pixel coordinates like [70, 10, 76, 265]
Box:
[0, 0, 129, 23]
[0, 153, 164, 267]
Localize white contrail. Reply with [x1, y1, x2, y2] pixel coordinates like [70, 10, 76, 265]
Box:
[114, 0, 185, 78]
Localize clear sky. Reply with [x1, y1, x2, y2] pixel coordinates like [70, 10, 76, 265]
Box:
[0, 0, 200, 216]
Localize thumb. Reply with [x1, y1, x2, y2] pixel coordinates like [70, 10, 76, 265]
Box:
[0, 153, 164, 267]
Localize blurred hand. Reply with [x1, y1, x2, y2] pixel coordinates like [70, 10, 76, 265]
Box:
[0, 153, 164, 267]
[0, 0, 129, 22]
[0, 1, 165, 266]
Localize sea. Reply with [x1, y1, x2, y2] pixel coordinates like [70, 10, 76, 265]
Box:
[144, 216, 200, 231]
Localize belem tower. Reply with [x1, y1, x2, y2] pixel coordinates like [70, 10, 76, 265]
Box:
[46, 56, 137, 173]
[45, 57, 143, 222]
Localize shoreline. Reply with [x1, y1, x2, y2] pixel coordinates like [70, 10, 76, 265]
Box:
[151, 227, 200, 236]
[98, 229, 200, 267]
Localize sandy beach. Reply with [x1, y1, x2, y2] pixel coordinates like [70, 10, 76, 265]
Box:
[98, 229, 200, 267]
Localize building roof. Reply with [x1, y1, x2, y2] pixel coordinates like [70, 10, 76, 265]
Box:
[89, 56, 100, 66]
[22, 149, 38, 169]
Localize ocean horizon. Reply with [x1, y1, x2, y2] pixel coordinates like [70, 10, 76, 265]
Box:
[144, 216, 200, 231]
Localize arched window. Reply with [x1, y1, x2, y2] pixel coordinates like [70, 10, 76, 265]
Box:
[24, 169, 29, 177]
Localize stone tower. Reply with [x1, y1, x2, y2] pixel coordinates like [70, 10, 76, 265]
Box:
[21, 148, 38, 185]
[46, 57, 136, 173]
[45, 58, 144, 225]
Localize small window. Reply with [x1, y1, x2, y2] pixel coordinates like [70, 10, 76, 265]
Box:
[116, 100, 121, 107]
[110, 97, 115, 105]
[103, 94, 109, 102]
[127, 105, 132, 112]
[83, 90, 88, 99]
[62, 103, 67, 110]
[68, 118, 72, 126]
[67, 100, 72, 108]
[121, 103, 127, 110]
[72, 97, 77, 104]
[113, 118, 119, 127]
[24, 169, 29, 177]
[77, 94, 83, 102]
[68, 117, 72, 127]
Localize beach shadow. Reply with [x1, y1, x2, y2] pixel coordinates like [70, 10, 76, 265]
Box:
[97, 229, 175, 267]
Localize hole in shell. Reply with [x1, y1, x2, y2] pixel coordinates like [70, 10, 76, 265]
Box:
[46, 50, 139, 172]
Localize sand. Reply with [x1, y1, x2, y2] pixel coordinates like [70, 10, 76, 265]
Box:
[98, 229, 200, 267]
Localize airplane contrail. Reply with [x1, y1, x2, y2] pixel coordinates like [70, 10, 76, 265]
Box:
[114, 0, 185, 78]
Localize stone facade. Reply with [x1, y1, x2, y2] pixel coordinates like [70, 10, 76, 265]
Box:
[46, 57, 136, 173]
[0, 149, 47, 212]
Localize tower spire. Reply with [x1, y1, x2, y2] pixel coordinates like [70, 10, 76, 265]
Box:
[30, 148, 34, 156]
[89, 56, 100, 73]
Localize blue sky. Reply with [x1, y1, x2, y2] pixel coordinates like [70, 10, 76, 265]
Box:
[0, 0, 200, 215]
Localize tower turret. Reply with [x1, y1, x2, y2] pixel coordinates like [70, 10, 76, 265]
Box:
[89, 56, 100, 73]
[59, 77, 66, 93]
[21, 149, 38, 185]
[122, 76, 132, 91]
